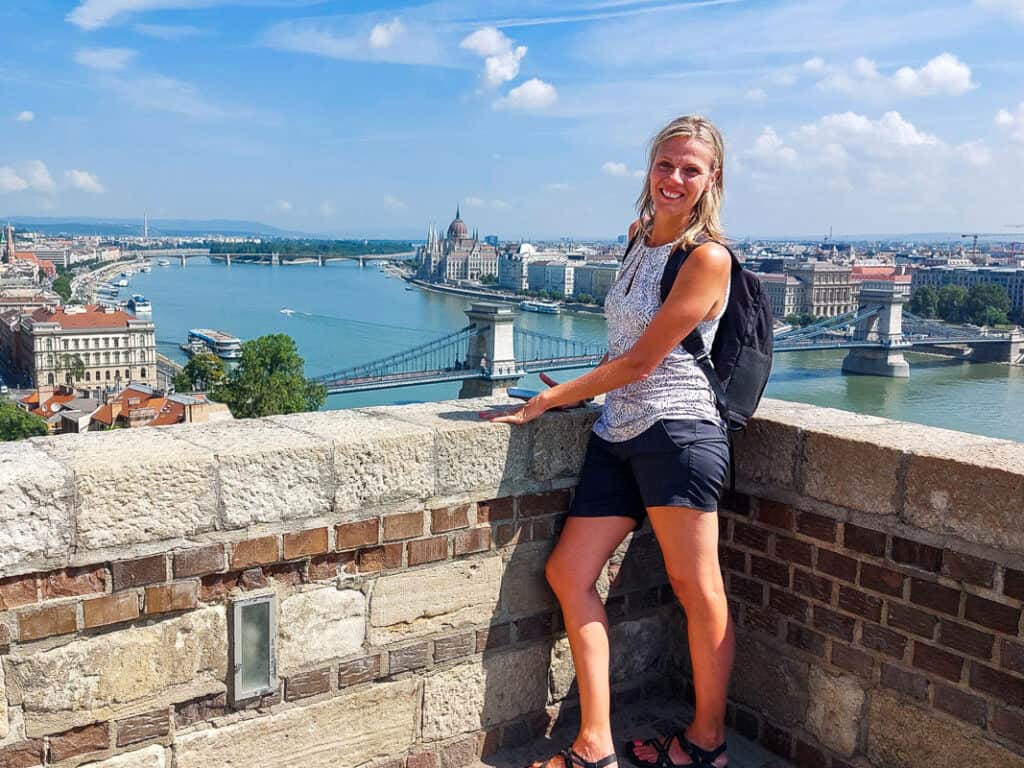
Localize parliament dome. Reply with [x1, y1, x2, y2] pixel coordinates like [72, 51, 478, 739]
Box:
[447, 206, 468, 239]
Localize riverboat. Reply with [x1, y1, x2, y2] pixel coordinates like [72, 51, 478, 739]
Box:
[157, 259, 170, 267]
[117, 278, 129, 287]
[519, 300, 561, 314]
[181, 329, 243, 360]
[127, 294, 152, 316]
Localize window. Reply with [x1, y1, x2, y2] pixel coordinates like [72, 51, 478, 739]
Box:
[104, 338, 109, 348]
[47, 373, 54, 385]
[230, 595, 277, 704]
[105, 370, 110, 380]
[140, 367, 147, 378]
[62, 340, 68, 350]
[46, 338, 52, 350]
[85, 371, 91, 381]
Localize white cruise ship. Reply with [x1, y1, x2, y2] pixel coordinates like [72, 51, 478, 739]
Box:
[519, 300, 561, 314]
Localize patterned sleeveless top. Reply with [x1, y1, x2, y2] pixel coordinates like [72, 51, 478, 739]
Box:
[592, 239, 729, 443]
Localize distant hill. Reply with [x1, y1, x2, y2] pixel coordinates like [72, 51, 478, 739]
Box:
[2, 216, 309, 238]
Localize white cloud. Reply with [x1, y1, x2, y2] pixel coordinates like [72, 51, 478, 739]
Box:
[24, 160, 55, 193]
[16, 111, 33, 122]
[817, 53, 976, 97]
[493, 78, 557, 110]
[958, 140, 992, 166]
[975, 0, 1024, 21]
[743, 127, 799, 168]
[317, 201, 335, 217]
[67, 0, 253, 30]
[545, 182, 570, 191]
[272, 199, 292, 213]
[996, 103, 1024, 143]
[461, 27, 527, 88]
[745, 88, 767, 103]
[265, 17, 450, 68]
[490, 199, 509, 209]
[463, 196, 485, 207]
[134, 23, 204, 40]
[795, 111, 943, 157]
[75, 47, 138, 70]
[802, 57, 827, 73]
[105, 74, 228, 118]
[601, 161, 629, 177]
[369, 17, 404, 49]
[383, 194, 406, 210]
[65, 170, 104, 193]
[0, 167, 28, 193]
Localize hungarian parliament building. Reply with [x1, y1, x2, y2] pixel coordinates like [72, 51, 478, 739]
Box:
[416, 207, 498, 282]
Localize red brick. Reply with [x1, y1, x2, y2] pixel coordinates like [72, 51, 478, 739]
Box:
[477, 497, 514, 521]
[531, 518, 555, 541]
[116, 709, 170, 746]
[174, 693, 228, 728]
[265, 561, 305, 587]
[774, 536, 813, 567]
[493, 522, 522, 548]
[145, 581, 199, 614]
[769, 589, 808, 621]
[793, 569, 833, 603]
[338, 654, 381, 687]
[476, 623, 511, 652]
[519, 490, 570, 517]
[1005, 568, 1024, 601]
[230, 536, 279, 569]
[383, 511, 424, 541]
[356, 544, 403, 572]
[838, 586, 882, 622]
[49, 723, 109, 761]
[173, 545, 225, 578]
[786, 623, 826, 657]
[757, 499, 793, 530]
[880, 663, 929, 700]
[744, 606, 781, 636]
[751, 555, 789, 587]
[0, 739, 44, 768]
[859, 563, 905, 597]
[843, 523, 886, 557]
[408, 536, 449, 565]
[992, 706, 1024, 747]
[761, 722, 792, 758]
[390, 642, 430, 673]
[283, 527, 329, 560]
[942, 551, 995, 588]
[964, 594, 1021, 634]
[515, 613, 554, 642]
[434, 633, 475, 662]
[816, 549, 857, 583]
[861, 624, 908, 658]
[83, 592, 140, 628]
[0, 574, 37, 610]
[794, 741, 828, 768]
[939, 620, 995, 660]
[432, 504, 470, 532]
[970, 663, 1024, 707]
[934, 685, 987, 727]
[336, 519, 379, 550]
[796, 511, 835, 542]
[1003, 639, 1024, 675]
[887, 602, 938, 638]
[732, 522, 769, 551]
[913, 642, 964, 682]
[831, 642, 874, 678]
[285, 668, 332, 701]
[441, 735, 480, 768]
[813, 605, 855, 641]
[308, 554, 344, 581]
[111, 555, 167, 590]
[200, 571, 240, 602]
[453, 527, 491, 556]
[891, 537, 943, 573]
[41, 565, 107, 599]
[730, 575, 764, 605]
[19, 603, 77, 640]
[909, 578, 960, 616]
[719, 546, 746, 574]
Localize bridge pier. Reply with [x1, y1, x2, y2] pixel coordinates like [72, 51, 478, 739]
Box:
[180, 254, 186, 268]
[842, 286, 910, 378]
[318, 255, 324, 267]
[225, 253, 231, 267]
[459, 303, 523, 398]
[271, 252, 279, 266]
[968, 331, 1024, 364]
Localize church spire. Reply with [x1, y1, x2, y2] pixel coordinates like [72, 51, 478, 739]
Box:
[456, 204, 461, 219]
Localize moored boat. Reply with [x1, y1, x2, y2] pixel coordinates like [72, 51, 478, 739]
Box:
[519, 300, 561, 314]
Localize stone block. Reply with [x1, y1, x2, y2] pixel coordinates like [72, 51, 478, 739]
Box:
[39, 429, 219, 552]
[4, 607, 226, 736]
[172, 418, 334, 529]
[369, 557, 503, 644]
[500, 547, 556, 617]
[49, 722, 110, 762]
[422, 646, 549, 740]
[867, 689, 1017, 768]
[174, 679, 419, 768]
[804, 667, 864, 756]
[0, 662, 6, 740]
[0, 440, 73, 577]
[279, 588, 366, 673]
[81, 745, 166, 768]
[730, 635, 809, 727]
[273, 409, 436, 512]
[731, 400, 803, 490]
[530, 407, 598, 481]
[116, 709, 170, 746]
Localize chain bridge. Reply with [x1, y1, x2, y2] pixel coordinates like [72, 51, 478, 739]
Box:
[311, 290, 1022, 396]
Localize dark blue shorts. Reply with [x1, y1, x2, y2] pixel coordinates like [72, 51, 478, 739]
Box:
[569, 419, 730, 526]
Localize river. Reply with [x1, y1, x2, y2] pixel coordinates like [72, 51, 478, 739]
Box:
[126, 257, 1023, 443]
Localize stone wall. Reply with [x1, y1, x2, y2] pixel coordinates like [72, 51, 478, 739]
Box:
[0, 397, 1022, 768]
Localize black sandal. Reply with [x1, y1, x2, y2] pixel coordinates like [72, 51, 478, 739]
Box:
[537, 746, 618, 768]
[623, 732, 727, 768]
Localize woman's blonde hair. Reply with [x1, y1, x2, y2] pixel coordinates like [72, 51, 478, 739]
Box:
[635, 114, 726, 249]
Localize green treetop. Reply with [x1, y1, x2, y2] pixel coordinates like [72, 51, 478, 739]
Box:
[211, 334, 326, 418]
[0, 400, 48, 441]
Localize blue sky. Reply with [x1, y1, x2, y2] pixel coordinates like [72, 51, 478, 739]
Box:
[2, 0, 1024, 238]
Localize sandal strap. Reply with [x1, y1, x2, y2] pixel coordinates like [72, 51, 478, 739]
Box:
[679, 736, 727, 766]
[569, 747, 618, 768]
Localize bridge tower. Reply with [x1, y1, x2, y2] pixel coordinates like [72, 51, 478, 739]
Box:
[180, 253, 186, 268]
[842, 283, 911, 378]
[271, 252, 279, 266]
[225, 253, 231, 267]
[969, 330, 1024, 363]
[459, 303, 523, 398]
[318, 255, 324, 267]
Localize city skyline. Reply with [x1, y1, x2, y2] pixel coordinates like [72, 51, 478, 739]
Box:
[2, 0, 1024, 238]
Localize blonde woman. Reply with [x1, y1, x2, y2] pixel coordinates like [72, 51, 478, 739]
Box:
[490, 115, 733, 768]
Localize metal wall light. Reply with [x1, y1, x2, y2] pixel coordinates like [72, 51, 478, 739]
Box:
[230, 594, 277, 704]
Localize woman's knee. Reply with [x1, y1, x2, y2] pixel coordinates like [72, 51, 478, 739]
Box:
[545, 551, 596, 599]
[666, 567, 726, 610]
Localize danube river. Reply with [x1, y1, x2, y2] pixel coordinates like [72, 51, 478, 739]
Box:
[128, 257, 1024, 443]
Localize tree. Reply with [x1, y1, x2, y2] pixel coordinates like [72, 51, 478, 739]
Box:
[173, 353, 225, 392]
[965, 283, 1011, 326]
[59, 354, 85, 386]
[937, 285, 969, 323]
[909, 286, 938, 318]
[575, 293, 595, 305]
[211, 334, 326, 418]
[0, 400, 48, 441]
[52, 275, 72, 303]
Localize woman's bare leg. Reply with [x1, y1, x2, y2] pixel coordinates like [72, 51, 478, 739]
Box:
[533, 515, 636, 768]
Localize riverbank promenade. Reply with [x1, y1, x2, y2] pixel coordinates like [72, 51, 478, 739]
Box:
[1, 398, 1022, 768]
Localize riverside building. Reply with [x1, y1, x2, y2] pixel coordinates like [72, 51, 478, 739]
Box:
[416, 207, 499, 282]
[758, 260, 856, 318]
[912, 265, 1024, 315]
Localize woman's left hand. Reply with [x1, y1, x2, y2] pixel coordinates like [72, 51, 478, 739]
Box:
[487, 394, 549, 425]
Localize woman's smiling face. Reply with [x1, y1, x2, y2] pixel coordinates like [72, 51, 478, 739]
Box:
[648, 135, 718, 221]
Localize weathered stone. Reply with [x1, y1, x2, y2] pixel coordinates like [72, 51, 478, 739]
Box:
[530, 408, 599, 481]
[272, 410, 436, 512]
[369, 557, 503, 644]
[38, 429, 218, 551]
[4, 607, 226, 736]
[0, 440, 73, 577]
[81, 745, 166, 768]
[804, 667, 864, 756]
[731, 400, 803, 490]
[422, 646, 549, 740]
[172, 419, 334, 529]
[867, 689, 1019, 768]
[278, 588, 366, 673]
[730, 635, 809, 727]
[174, 679, 419, 768]
[801, 429, 901, 516]
[500, 546, 556, 617]
[116, 709, 170, 746]
[0, 661, 7, 740]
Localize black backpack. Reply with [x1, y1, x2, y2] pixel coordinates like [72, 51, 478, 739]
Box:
[642, 238, 774, 432]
